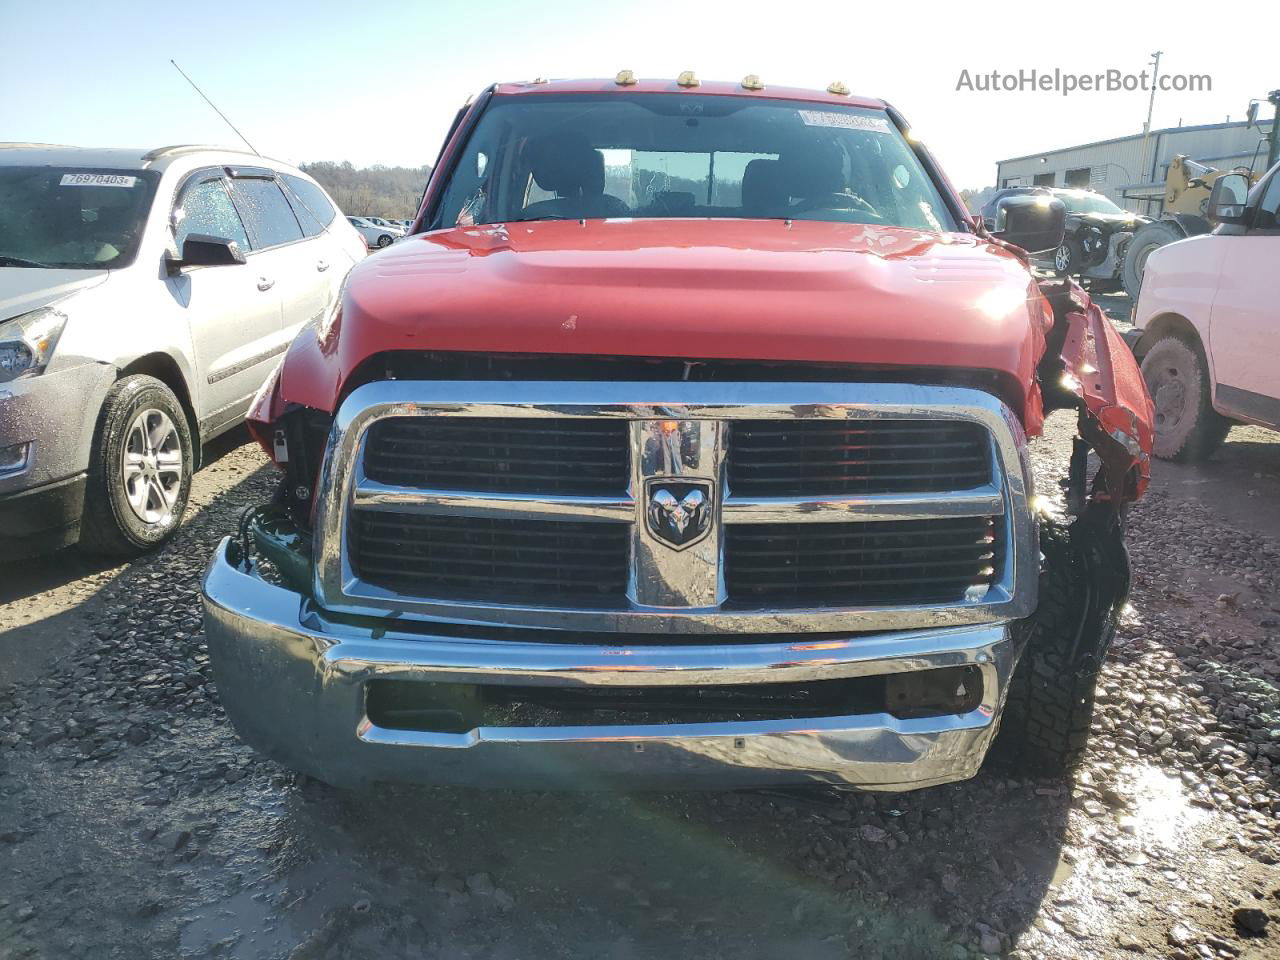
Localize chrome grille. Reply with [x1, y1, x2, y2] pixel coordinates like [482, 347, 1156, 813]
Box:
[350, 513, 628, 606]
[364, 417, 628, 495]
[316, 380, 1035, 634]
[728, 420, 991, 496]
[725, 517, 999, 606]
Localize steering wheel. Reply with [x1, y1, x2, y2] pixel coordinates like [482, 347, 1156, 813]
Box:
[792, 192, 883, 219]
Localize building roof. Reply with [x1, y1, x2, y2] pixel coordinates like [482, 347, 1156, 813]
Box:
[492, 77, 885, 110]
[996, 118, 1273, 166]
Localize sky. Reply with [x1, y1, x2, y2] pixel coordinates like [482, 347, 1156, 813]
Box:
[4, 0, 1278, 189]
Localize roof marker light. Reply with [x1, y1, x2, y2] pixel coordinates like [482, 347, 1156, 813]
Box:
[741, 74, 765, 91]
[615, 70, 638, 86]
[827, 80, 850, 95]
[676, 71, 700, 88]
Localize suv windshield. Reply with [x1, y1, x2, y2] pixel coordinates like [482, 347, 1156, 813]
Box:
[1057, 190, 1125, 216]
[0, 166, 160, 269]
[434, 94, 957, 232]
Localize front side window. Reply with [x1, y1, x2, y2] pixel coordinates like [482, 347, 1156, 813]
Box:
[229, 177, 303, 249]
[173, 176, 250, 251]
[1254, 172, 1280, 230]
[281, 174, 336, 237]
[0, 166, 159, 269]
[433, 94, 957, 232]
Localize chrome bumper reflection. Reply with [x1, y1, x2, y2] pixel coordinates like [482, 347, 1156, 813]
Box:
[203, 538, 1023, 791]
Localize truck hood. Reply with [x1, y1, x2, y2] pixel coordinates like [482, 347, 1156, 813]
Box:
[280, 219, 1052, 420]
[0, 267, 111, 322]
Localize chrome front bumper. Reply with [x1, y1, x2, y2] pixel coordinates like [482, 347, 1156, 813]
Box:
[203, 538, 1024, 791]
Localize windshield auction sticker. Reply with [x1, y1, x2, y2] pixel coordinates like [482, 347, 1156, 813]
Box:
[798, 110, 892, 133]
[59, 173, 137, 187]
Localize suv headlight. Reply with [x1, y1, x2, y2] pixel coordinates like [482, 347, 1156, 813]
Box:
[0, 307, 67, 382]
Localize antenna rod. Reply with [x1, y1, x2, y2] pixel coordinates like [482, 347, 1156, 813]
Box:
[169, 59, 261, 156]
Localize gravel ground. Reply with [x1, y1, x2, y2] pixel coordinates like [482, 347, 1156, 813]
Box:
[2, 414, 1279, 960]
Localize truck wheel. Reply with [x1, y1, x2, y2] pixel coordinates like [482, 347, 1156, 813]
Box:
[1122, 221, 1184, 299]
[1053, 237, 1084, 276]
[1140, 336, 1230, 462]
[993, 515, 1127, 775]
[79, 375, 194, 557]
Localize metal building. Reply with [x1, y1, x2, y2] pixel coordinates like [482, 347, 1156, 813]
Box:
[995, 118, 1274, 214]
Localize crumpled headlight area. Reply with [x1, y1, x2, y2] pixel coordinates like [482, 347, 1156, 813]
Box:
[0, 306, 67, 382]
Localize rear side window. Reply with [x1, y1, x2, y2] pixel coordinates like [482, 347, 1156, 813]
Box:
[229, 178, 303, 249]
[281, 174, 337, 237]
[174, 177, 250, 252]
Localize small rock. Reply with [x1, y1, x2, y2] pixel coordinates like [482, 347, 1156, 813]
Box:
[860, 824, 889, 843]
[1168, 922, 1195, 947]
[1232, 907, 1268, 935]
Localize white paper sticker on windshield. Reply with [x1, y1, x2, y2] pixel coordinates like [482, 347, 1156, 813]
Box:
[59, 173, 137, 187]
[798, 110, 892, 134]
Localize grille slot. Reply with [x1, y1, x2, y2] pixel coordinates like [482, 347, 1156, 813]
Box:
[363, 417, 629, 496]
[728, 420, 991, 496]
[725, 517, 999, 607]
[350, 514, 629, 606]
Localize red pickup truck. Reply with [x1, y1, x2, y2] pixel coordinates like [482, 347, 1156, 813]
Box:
[201, 76, 1153, 792]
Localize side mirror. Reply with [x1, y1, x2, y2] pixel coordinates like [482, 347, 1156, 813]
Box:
[991, 195, 1066, 254]
[167, 234, 247, 274]
[1207, 173, 1250, 224]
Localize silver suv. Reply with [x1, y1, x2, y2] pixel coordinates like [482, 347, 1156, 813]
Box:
[0, 143, 365, 557]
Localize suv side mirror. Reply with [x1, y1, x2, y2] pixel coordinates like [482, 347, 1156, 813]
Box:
[991, 195, 1066, 254]
[1207, 173, 1250, 225]
[167, 234, 247, 274]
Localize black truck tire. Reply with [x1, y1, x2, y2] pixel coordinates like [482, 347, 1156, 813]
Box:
[80, 375, 194, 557]
[993, 516, 1127, 775]
[1122, 220, 1185, 299]
[1140, 336, 1231, 462]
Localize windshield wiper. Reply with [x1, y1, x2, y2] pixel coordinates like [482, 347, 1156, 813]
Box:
[0, 255, 53, 268]
[505, 215, 574, 223]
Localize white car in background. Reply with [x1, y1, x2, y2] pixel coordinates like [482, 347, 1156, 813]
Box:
[346, 215, 402, 248]
[0, 143, 364, 557]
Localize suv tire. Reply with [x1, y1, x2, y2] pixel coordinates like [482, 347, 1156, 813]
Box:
[80, 375, 194, 557]
[993, 515, 1126, 775]
[1140, 335, 1230, 462]
[1053, 237, 1084, 277]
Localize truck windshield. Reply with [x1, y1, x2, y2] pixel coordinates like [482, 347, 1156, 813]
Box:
[433, 94, 957, 232]
[0, 166, 160, 269]
[1058, 191, 1125, 216]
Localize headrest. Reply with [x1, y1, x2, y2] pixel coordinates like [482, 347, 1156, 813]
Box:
[780, 140, 846, 199]
[742, 158, 785, 212]
[527, 131, 604, 197]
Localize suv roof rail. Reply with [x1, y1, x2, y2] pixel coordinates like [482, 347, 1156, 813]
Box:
[142, 144, 260, 162]
[0, 141, 76, 150]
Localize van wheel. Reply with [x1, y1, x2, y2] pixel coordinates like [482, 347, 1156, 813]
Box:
[80, 375, 194, 557]
[1140, 336, 1230, 462]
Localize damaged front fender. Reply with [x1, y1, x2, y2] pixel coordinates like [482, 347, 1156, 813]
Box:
[1039, 279, 1155, 509]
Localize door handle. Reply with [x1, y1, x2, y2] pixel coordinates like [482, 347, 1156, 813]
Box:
[257, 277, 275, 291]
[316, 260, 330, 272]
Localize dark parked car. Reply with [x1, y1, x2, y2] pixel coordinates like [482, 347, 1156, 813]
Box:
[982, 187, 1150, 290]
